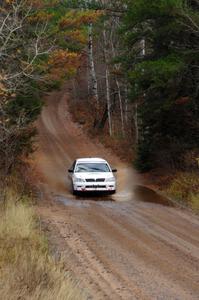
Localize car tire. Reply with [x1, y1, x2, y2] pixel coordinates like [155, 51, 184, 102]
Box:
[73, 190, 77, 196]
[109, 190, 116, 195]
[72, 185, 77, 196]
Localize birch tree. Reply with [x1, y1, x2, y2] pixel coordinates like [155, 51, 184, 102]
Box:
[110, 28, 125, 137]
[102, 25, 113, 136]
[88, 22, 99, 105]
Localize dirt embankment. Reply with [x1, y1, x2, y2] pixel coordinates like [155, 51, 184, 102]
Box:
[33, 86, 199, 300]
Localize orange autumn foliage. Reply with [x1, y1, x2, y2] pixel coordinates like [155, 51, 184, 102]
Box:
[65, 29, 88, 44]
[28, 11, 54, 23]
[46, 49, 81, 81]
[59, 10, 103, 29]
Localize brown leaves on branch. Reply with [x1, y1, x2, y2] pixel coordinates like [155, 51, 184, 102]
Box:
[65, 29, 88, 44]
[28, 11, 54, 23]
[46, 49, 81, 81]
[59, 10, 103, 29]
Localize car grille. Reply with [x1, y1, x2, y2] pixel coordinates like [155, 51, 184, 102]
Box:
[86, 178, 105, 182]
[86, 185, 106, 189]
[86, 179, 95, 182]
[96, 178, 105, 182]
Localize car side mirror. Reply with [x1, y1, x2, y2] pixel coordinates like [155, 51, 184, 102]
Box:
[68, 169, 73, 173]
[112, 169, 117, 173]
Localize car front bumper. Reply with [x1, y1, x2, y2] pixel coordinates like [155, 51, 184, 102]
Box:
[73, 182, 116, 192]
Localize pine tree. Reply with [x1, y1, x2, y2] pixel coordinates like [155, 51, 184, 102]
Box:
[120, 0, 199, 170]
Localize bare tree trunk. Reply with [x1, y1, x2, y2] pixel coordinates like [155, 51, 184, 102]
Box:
[88, 23, 99, 105]
[132, 38, 146, 145]
[105, 66, 112, 136]
[110, 38, 125, 136]
[134, 38, 145, 144]
[103, 27, 112, 136]
[116, 78, 125, 136]
[134, 103, 139, 145]
[124, 85, 128, 124]
[141, 38, 146, 56]
[87, 54, 90, 95]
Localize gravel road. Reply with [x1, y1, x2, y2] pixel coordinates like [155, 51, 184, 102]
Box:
[34, 87, 199, 300]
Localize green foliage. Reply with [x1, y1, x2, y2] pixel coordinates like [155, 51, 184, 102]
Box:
[120, 0, 199, 171]
[126, 0, 183, 19]
[43, 79, 62, 91]
[134, 142, 153, 172]
[129, 55, 184, 94]
[6, 84, 43, 124]
[59, 0, 103, 10]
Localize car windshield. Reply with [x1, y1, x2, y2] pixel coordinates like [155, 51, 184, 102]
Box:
[75, 163, 110, 173]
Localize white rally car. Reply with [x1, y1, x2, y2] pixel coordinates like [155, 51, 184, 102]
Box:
[68, 158, 117, 195]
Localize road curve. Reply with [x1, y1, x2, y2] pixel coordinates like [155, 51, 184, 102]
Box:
[34, 86, 199, 300]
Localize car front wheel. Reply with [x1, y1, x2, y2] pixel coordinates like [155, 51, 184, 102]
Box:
[109, 190, 116, 195]
[72, 184, 77, 196]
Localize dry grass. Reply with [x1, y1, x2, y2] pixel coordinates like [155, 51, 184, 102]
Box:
[0, 190, 85, 300]
[166, 172, 199, 212]
[190, 193, 199, 212]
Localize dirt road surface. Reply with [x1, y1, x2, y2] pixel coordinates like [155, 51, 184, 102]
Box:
[34, 87, 199, 300]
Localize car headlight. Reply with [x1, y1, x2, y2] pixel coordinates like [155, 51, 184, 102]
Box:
[74, 177, 85, 183]
[106, 177, 115, 182]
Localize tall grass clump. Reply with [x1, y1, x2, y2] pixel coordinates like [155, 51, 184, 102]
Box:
[0, 185, 85, 300]
[166, 172, 199, 212]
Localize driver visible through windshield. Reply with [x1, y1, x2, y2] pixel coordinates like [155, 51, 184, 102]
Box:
[75, 163, 111, 173]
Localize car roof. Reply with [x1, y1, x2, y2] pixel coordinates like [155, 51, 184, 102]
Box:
[76, 158, 108, 163]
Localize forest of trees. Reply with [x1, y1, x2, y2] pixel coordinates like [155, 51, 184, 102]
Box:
[68, 0, 199, 172]
[121, 0, 199, 171]
[1, 0, 199, 175]
[1, 2, 199, 297]
[0, 0, 101, 176]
